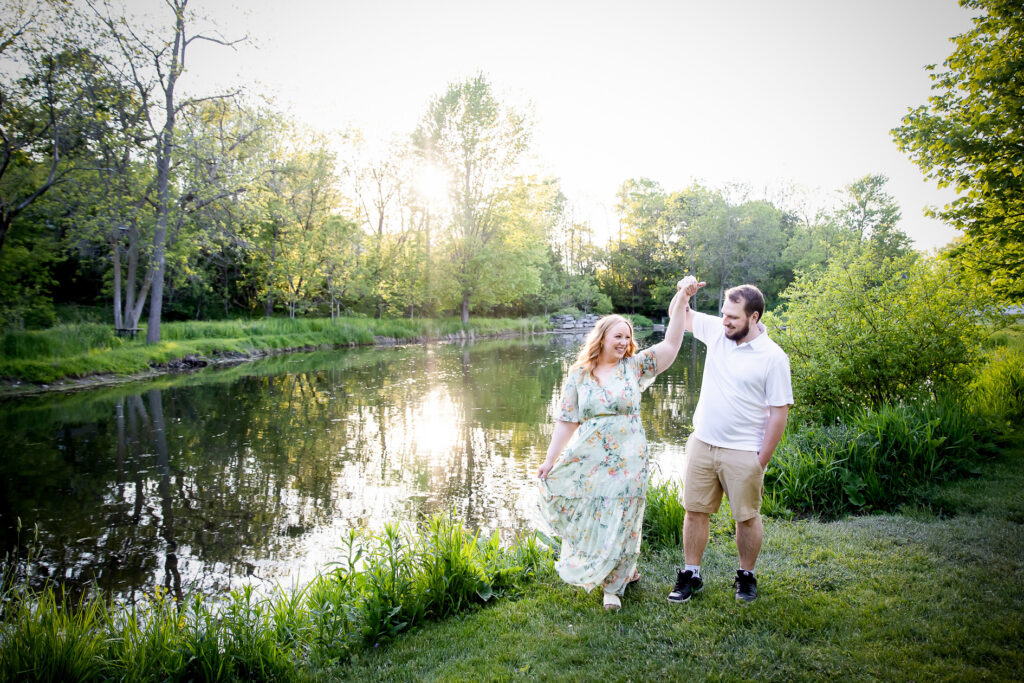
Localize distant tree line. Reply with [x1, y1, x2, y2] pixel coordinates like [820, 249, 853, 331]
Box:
[0, 0, 1016, 341]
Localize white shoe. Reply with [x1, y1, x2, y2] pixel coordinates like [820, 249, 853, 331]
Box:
[603, 592, 621, 611]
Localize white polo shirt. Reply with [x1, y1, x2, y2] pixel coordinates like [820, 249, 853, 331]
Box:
[690, 311, 794, 452]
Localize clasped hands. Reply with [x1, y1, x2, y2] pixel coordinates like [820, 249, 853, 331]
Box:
[677, 275, 706, 299]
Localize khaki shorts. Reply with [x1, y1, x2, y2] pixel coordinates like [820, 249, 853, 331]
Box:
[683, 436, 764, 522]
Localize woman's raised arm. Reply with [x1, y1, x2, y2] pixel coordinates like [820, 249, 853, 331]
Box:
[650, 276, 705, 373]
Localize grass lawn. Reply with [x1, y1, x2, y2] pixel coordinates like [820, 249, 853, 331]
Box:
[337, 444, 1024, 682]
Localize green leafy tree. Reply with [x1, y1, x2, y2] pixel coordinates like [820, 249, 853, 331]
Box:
[602, 178, 674, 313]
[689, 199, 791, 311]
[772, 252, 994, 422]
[892, 0, 1024, 300]
[255, 131, 341, 318]
[839, 174, 913, 262]
[0, 1, 89, 259]
[412, 74, 531, 322]
[340, 134, 415, 318]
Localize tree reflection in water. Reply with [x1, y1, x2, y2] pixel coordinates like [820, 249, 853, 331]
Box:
[0, 334, 702, 601]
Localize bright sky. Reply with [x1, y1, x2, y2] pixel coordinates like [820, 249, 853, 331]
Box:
[190, 0, 976, 250]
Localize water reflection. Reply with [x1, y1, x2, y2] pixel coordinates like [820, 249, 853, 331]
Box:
[0, 334, 704, 601]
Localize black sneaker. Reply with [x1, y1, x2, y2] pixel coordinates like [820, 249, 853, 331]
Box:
[734, 569, 757, 603]
[667, 568, 703, 603]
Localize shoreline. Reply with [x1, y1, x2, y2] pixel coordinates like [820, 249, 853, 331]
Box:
[0, 328, 551, 400]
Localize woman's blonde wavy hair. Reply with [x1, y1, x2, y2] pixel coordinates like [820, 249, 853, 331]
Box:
[571, 314, 637, 377]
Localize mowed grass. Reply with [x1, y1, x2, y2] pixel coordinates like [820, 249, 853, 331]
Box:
[340, 445, 1024, 682]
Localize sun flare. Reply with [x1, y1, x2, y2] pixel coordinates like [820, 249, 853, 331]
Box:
[412, 164, 449, 211]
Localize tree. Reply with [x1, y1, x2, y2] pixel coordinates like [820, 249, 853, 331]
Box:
[839, 174, 913, 261]
[688, 199, 790, 311]
[340, 133, 415, 318]
[412, 74, 530, 323]
[87, 0, 242, 342]
[604, 178, 673, 313]
[170, 99, 271, 318]
[0, 2, 97, 259]
[255, 130, 341, 318]
[892, 0, 1024, 300]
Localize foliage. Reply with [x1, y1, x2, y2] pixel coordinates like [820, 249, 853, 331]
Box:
[772, 251, 993, 422]
[0, 515, 551, 680]
[624, 313, 653, 328]
[765, 390, 1008, 519]
[892, 0, 1024, 300]
[839, 174, 914, 262]
[968, 344, 1024, 424]
[413, 74, 542, 323]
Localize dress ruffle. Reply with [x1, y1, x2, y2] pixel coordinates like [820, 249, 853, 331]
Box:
[538, 492, 646, 594]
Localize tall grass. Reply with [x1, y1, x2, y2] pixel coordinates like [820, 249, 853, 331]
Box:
[766, 397, 1002, 518]
[0, 316, 551, 384]
[643, 481, 736, 548]
[643, 481, 686, 547]
[0, 516, 551, 681]
[969, 345, 1024, 424]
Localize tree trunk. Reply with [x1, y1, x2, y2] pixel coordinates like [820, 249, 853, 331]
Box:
[112, 240, 123, 329]
[145, 6, 185, 344]
[0, 214, 10, 259]
[461, 292, 470, 324]
[146, 151, 170, 344]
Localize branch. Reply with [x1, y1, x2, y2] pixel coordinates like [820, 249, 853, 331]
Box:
[184, 32, 246, 49]
[174, 89, 241, 114]
[0, 14, 34, 55]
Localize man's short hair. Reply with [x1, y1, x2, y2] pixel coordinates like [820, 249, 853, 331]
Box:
[725, 284, 765, 320]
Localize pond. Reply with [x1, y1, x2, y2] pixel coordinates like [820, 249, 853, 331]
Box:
[0, 333, 705, 602]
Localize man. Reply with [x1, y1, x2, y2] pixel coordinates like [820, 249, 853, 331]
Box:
[667, 278, 793, 604]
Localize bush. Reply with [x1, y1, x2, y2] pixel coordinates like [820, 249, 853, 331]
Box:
[771, 253, 994, 422]
[625, 313, 654, 328]
[593, 293, 614, 315]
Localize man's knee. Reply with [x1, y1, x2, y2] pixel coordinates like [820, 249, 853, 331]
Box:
[685, 510, 710, 524]
[735, 514, 761, 529]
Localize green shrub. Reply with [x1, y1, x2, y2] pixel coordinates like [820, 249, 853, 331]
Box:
[625, 313, 654, 328]
[771, 253, 993, 422]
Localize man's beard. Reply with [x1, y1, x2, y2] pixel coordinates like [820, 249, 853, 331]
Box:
[725, 321, 750, 341]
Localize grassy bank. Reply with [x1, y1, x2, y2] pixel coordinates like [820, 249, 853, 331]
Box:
[0, 316, 550, 386]
[342, 442, 1024, 681]
[0, 517, 549, 681]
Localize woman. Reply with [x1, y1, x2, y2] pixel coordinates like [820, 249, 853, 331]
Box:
[537, 279, 692, 610]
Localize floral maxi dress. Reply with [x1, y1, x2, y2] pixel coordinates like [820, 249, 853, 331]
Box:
[537, 348, 659, 596]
